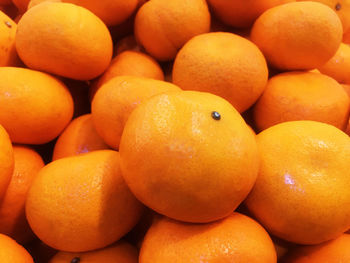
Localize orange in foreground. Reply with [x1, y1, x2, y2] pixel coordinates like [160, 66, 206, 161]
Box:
[52, 114, 109, 160]
[0, 234, 33, 262]
[0, 146, 44, 244]
[16, 2, 113, 80]
[92, 76, 180, 149]
[0, 125, 14, 201]
[173, 32, 268, 113]
[134, 0, 211, 61]
[207, 0, 294, 28]
[251, 1, 343, 70]
[253, 71, 350, 131]
[50, 240, 138, 263]
[283, 234, 350, 262]
[245, 121, 350, 245]
[120, 91, 259, 223]
[140, 213, 277, 262]
[0, 67, 73, 144]
[318, 43, 350, 84]
[0, 11, 18, 67]
[26, 150, 144, 252]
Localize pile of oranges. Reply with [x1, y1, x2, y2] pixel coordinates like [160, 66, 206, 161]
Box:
[0, 0, 349, 262]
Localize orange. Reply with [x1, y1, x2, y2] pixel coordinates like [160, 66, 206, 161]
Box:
[253, 71, 350, 131]
[207, 0, 295, 28]
[299, 0, 350, 32]
[0, 125, 14, 201]
[0, 146, 44, 244]
[0, 234, 33, 262]
[52, 114, 110, 160]
[0, 67, 73, 144]
[16, 2, 113, 80]
[91, 76, 180, 149]
[0, 11, 18, 67]
[318, 43, 350, 84]
[49, 240, 138, 263]
[134, 0, 211, 61]
[251, 2, 343, 70]
[283, 234, 350, 262]
[90, 50, 164, 100]
[61, 0, 138, 27]
[172, 32, 268, 113]
[26, 150, 144, 252]
[140, 212, 277, 262]
[119, 91, 259, 223]
[29, 0, 139, 27]
[245, 121, 350, 244]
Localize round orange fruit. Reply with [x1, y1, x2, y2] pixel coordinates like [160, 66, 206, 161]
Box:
[172, 32, 268, 113]
[120, 91, 259, 223]
[16, 2, 113, 80]
[245, 121, 350, 244]
[26, 150, 144, 252]
[140, 212, 277, 262]
[251, 1, 343, 70]
[253, 71, 350, 131]
[0, 67, 73, 144]
[134, 0, 211, 61]
[91, 76, 181, 149]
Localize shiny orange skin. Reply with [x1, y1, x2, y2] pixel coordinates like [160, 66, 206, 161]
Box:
[119, 91, 259, 223]
[140, 213, 277, 263]
[283, 234, 350, 262]
[172, 32, 268, 113]
[49, 241, 138, 263]
[318, 43, 350, 84]
[0, 11, 18, 67]
[207, 0, 295, 28]
[53, 114, 109, 161]
[16, 2, 113, 80]
[26, 150, 144, 252]
[251, 2, 343, 70]
[0, 125, 14, 201]
[0, 146, 44, 244]
[253, 72, 350, 131]
[0, 67, 73, 144]
[91, 76, 181, 149]
[0, 234, 33, 262]
[134, 0, 211, 61]
[245, 121, 350, 244]
[90, 50, 164, 100]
